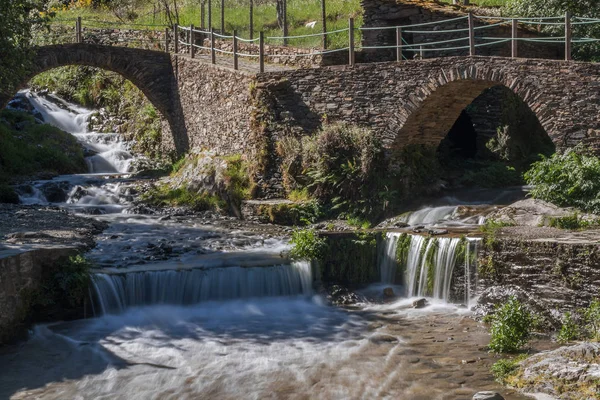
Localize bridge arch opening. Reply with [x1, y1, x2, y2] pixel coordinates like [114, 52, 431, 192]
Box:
[393, 80, 555, 188]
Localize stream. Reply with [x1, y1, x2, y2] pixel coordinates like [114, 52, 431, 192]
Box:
[0, 91, 534, 399]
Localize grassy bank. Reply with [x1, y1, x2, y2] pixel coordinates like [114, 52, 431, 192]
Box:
[0, 109, 87, 202]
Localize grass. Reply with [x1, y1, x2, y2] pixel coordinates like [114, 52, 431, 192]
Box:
[50, 0, 364, 48]
[439, 0, 509, 7]
[141, 184, 226, 211]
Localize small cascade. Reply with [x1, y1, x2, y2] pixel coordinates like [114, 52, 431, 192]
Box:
[401, 206, 458, 226]
[379, 233, 480, 303]
[91, 262, 313, 315]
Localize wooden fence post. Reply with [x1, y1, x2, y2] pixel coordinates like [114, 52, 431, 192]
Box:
[283, 0, 288, 46]
[349, 18, 355, 66]
[321, 0, 327, 49]
[259, 31, 265, 73]
[210, 27, 216, 64]
[220, 0, 225, 34]
[249, 0, 254, 40]
[396, 27, 403, 62]
[511, 18, 518, 58]
[565, 11, 572, 61]
[233, 29, 239, 70]
[190, 24, 196, 58]
[201, 2, 205, 29]
[208, 0, 212, 33]
[420, 45, 424, 59]
[468, 12, 475, 56]
[165, 27, 170, 52]
[174, 24, 179, 53]
[76, 17, 82, 43]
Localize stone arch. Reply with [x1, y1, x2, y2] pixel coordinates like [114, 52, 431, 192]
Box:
[0, 44, 188, 155]
[390, 64, 552, 153]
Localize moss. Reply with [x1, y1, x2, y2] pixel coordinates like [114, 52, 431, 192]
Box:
[320, 232, 381, 286]
[223, 154, 252, 212]
[141, 184, 226, 212]
[257, 200, 323, 226]
[394, 233, 412, 284]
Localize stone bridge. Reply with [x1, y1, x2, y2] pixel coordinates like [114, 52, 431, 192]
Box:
[3, 44, 600, 162]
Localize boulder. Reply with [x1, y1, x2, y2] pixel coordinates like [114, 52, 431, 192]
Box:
[472, 392, 504, 400]
[383, 287, 396, 299]
[412, 298, 429, 309]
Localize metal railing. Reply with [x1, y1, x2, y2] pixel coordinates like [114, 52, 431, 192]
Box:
[53, 12, 600, 72]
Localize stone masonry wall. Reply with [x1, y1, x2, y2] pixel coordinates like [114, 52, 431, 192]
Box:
[172, 55, 255, 156]
[255, 57, 600, 156]
[478, 237, 600, 311]
[360, 0, 563, 62]
[0, 247, 78, 344]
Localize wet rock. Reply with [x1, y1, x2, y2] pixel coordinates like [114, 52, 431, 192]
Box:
[326, 284, 365, 305]
[472, 392, 504, 400]
[412, 298, 429, 309]
[428, 229, 448, 236]
[368, 334, 399, 344]
[383, 287, 396, 300]
[40, 181, 71, 203]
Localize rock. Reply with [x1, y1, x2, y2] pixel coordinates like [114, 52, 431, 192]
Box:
[428, 229, 449, 236]
[412, 298, 429, 309]
[40, 181, 71, 203]
[383, 287, 396, 299]
[472, 392, 504, 400]
[369, 334, 399, 344]
[326, 284, 365, 305]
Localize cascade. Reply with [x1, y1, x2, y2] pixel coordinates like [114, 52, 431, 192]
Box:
[91, 261, 313, 315]
[379, 233, 480, 302]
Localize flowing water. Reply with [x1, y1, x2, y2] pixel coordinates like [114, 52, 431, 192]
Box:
[0, 92, 526, 399]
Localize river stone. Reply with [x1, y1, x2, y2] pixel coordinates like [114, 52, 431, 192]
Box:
[472, 392, 504, 400]
[383, 287, 395, 299]
[412, 298, 428, 309]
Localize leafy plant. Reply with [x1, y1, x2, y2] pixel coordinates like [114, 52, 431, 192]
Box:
[488, 296, 534, 353]
[524, 147, 600, 214]
[548, 213, 597, 230]
[289, 228, 328, 261]
[557, 312, 580, 344]
[583, 299, 600, 341]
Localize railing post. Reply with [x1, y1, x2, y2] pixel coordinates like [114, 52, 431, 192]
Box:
[396, 26, 403, 62]
[165, 27, 170, 52]
[201, 1, 206, 29]
[565, 11, 572, 61]
[348, 18, 355, 66]
[511, 18, 518, 58]
[174, 24, 179, 53]
[468, 12, 475, 56]
[420, 45, 424, 60]
[210, 27, 216, 64]
[249, 0, 254, 40]
[220, 0, 225, 34]
[283, 0, 288, 46]
[321, 0, 327, 49]
[190, 24, 196, 58]
[233, 29, 239, 70]
[259, 31, 265, 73]
[76, 17, 82, 43]
[208, 0, 212, 32]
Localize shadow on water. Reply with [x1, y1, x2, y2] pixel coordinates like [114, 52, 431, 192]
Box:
[0, 296, 375, 399]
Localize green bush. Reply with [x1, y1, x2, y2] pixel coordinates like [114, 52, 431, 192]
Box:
[460, 162, 524, 188]
[583, 299, 600, 341]
[491, 355, 527, 384]
[488, 296, 534, 353]
[0, 183, 19, 204]
[557, 312, 580, 344]
[289, 228, 328, 261]
[524, 148, 600, 214]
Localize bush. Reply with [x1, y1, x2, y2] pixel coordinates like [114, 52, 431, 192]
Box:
[548, 213, 597, 230]
[460, 162, 524, 188]
[488, 296, 534, 353]
[0, 183, 19, 204]
[583, 299, 600, 341]
[557, 312, 580, 344]
[524, 148, 600, 214]
[289, 229, 328, 261]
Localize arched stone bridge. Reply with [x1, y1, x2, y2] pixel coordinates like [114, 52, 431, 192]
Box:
[2, 44, 600, 158]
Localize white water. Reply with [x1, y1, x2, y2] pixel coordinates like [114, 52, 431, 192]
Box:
[380, 232, 480, 303]
[92, 261, 313, 315]
[23, 90, 135, 174]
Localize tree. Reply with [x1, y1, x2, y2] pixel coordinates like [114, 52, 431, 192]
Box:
[0, 0, 47, 100]
[507, 0, 600, 61]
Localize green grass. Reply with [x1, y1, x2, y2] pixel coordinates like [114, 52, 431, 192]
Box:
[50, 0, 363, 48]
[439, 0, 509, 7]
[141, 184, 226, 211]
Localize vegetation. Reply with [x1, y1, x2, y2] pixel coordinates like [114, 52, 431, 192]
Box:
[319, 231, 381, 284]
[491, 355, 528, 384]
[141, 184, 226, 211]
[557, 312, 580, 344]
[459, 162, 523, 188]
[547, 213, 599, 230]
[524, 148, 600, 214]
[289, 228, 328, 260]
[488, 296, 534, 353]
[0, 109, 87, 192]
[257, 200, 323, 226]
[223, 154, 252, 212]
[30, 66, 164, 159]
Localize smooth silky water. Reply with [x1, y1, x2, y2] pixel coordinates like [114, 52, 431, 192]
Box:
[0, 92, 529, 399]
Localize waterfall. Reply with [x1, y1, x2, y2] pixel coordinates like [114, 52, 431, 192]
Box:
[464, 238, 481, 308]
[379, 233, 480, 303]
[91, 262, 313, 315]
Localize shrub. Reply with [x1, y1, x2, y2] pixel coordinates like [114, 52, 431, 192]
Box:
[459, 162, 524, 188]
[583, 300, 600, 341]
[557, 312, 580, 344]
[524, 148, 600, 214]
[488, 296, 534, 353]
[491, 355, 527, 384]
[0, 183, 19, 204]
[289, 228, 328, 261]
